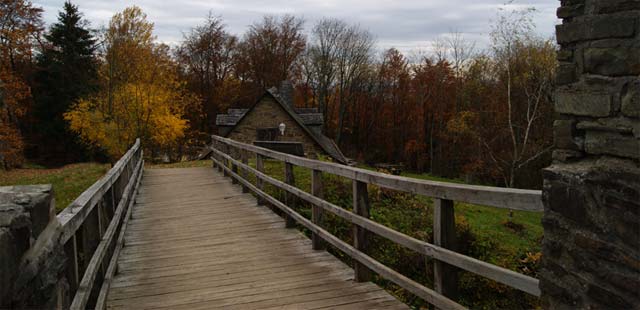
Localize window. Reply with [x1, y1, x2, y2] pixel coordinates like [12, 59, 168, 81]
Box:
[256, 128, 279, 141]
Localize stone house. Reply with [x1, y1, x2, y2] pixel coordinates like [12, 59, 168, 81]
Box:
[215, 83, 347, 164]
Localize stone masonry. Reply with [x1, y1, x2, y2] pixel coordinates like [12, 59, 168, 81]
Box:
[540, 1, 640, 309]
[0, 185, 70, 309]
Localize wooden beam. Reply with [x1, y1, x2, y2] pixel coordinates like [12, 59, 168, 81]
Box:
[256, 154, 265, 205]
[433, 198, 458, 302]
[241, 151, 249, 193]
[284, 163, 296, 228]
[353, 180, 372, 282]
[311, 169, 325, 250]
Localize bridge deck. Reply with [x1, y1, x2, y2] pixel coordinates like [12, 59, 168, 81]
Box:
[107, 167, 408, 309]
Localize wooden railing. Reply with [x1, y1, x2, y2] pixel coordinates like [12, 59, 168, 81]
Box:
[210, 135, 543, 310]
[56, 139, 143, 310]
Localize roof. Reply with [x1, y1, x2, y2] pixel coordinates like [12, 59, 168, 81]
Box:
[217, 89, 347, 164]
[217, 108, 323, 127]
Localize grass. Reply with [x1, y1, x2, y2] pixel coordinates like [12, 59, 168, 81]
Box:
[0, 163, 110, 212]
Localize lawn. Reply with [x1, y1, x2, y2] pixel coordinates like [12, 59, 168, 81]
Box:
[0, 163, 110, 212]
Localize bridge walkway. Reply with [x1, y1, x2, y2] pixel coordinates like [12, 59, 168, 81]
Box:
[106, 167, 408, 309]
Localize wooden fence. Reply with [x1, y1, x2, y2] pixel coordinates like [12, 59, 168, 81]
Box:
[210, 135, 543, 310]
[56, 139, 143, 310]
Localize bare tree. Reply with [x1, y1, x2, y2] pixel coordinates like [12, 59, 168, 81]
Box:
[176, 12, 237, 132]
[306, 18, 374, 142]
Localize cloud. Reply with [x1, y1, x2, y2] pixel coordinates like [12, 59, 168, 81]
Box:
[34, 0, 559, 54]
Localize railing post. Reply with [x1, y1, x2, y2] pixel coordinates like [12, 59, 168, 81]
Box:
[64, 235, 80, 291]
[256, 154, 265, 205]
[223, 144, 229, 177]
[353, 180, 372, 282]
[311, 169, 325, 250]
[231, 148, 239, 184]
[284, 162, 296, 228]
[433, 198, 458, 301]
[241, 151, 249, 193]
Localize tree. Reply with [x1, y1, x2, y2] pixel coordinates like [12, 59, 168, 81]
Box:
[236, 15, 305, 89]
[482, 5, 555, 188]
[33, 1, 98, 164]
[0, 0, 43, 169]
[176, 13, 237, 136]
[65, 6, 193, 160]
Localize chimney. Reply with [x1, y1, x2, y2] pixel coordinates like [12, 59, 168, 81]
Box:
[278, 80, 294, 108]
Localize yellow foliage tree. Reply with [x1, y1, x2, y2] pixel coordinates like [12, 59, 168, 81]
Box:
[65, 6, 193, 159]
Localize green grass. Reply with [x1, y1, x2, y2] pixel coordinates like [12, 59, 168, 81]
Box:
[0, 163, 110, 212]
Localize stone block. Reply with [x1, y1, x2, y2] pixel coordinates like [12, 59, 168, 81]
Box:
[0, 228, 18, 308]
[554, 120, 583, 150]
[555, 91, 612, 117]
[577, 117, 639, 136]
[552, 149, 583, 162]
[584, 130, 640, 159]
[586, 283, 633, 309]
[557, 3, 584, 18]
[0, 185, 54, 240]
[622, 79, 640, 117]
[556, 63, 577, 85]
[584, 47, 640, 76]
[593, 0, 640, 14]
[556, 15, 636, 44]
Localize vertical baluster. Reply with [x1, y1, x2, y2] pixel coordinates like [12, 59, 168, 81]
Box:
[241, 151, 249, 193]
[433, 198, 458, 302]
[284, 163, 296, 228]
[256, 154, 265, 205]
[353, 180, 372, 282]
[311, 169, 325, 250]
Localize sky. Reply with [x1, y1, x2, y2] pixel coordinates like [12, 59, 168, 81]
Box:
[34, 0, 559, 56]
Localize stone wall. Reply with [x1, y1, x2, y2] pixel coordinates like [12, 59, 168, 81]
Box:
[228, 96, 326, 158]
[540, 1, 639, 309]
[0, 185, 70, 309]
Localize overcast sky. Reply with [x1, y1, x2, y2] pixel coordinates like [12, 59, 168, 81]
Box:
[34, 0, 559, 56]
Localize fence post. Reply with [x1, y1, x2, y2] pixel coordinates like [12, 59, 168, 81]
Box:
[433, 198, 457, 301]
[284, 162, 296, 228]
[311, 169, 325, 250]
[241, 151, 249, 193]
[353, 180, 372, 282]
[223, 144, 229, 177]
[231, 146, 239, 184]
[256, 154, 265, 205]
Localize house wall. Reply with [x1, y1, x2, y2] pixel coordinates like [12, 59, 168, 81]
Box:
[228, 96, 325, 158]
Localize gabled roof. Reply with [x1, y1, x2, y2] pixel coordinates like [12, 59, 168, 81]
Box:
[217, 108, 323, 127]
[220, 89, 347, 164]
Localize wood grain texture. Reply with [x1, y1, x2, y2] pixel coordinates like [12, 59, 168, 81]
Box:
[107, 167, 407, 310]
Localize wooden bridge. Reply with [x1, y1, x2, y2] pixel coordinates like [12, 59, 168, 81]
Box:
[54, 136, 544, 310]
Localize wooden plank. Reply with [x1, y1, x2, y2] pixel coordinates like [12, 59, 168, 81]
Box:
[311, 169, 325, 250]
[353, 180, 372, 282]
[433, 198, 458, 302]
[106, 166, 405, 310]
[211, 135, 542, 211]
[211, 150, 541, 296]
[284, 162, 296, 228]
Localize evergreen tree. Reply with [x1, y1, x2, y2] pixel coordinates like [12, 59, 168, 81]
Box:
[33, 1, 98, 164]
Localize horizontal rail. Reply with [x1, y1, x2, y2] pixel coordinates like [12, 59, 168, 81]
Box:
[212, 147, 540, 296]
[94, 160, 144, 310]
[212, 135, 542, 211]
[213, 158, 465, 310]
[57, 139, 142, 243]
[70, 155, 143, 309]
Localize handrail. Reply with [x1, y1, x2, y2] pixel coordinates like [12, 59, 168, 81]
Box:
[211, 135, 542, 211]
[54, 139, 143, 310]
[210, 134, 542, 309]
